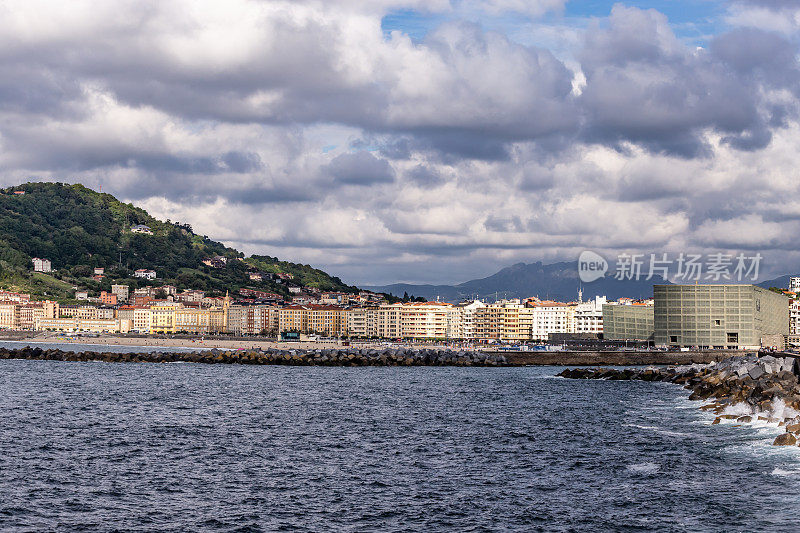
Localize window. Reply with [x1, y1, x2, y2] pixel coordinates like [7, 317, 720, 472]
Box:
[714, 319, 721, 326]
[727, 332, 738, 344]
[670, 335, 678, 343]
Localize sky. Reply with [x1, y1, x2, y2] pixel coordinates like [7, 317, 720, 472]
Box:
[2, 0, 800, 285]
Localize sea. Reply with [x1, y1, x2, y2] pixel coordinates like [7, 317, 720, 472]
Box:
[2, 344, 800, 532]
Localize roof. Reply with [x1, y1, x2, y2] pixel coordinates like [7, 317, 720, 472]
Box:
[526, 300, 569, 307]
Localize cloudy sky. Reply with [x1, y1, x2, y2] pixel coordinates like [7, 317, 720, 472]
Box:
[2, 0, 800, 285]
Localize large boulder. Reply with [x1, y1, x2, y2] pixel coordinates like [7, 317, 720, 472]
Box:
[773, 433, 797, 446]
[736, 363, 753, 378]
[748, 365, 765, 380]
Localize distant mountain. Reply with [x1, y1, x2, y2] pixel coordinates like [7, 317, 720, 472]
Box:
[0, 182, 355, 301]
[367, 261, 668, 303]
[758, 275, 793, 290]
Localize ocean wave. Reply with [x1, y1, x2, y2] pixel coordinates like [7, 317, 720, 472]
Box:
[771, 467, 800, 477]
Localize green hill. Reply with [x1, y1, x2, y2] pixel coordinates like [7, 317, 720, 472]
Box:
[0, 182, 355, 301]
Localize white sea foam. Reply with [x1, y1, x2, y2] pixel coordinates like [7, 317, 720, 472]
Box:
[771, 467, 800, 477]
[722, 403, 754, 416]
[626, 462, 660, 474]
[623, 423, 691, 438]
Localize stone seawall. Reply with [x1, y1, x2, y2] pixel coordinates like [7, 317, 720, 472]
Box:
[559, 354, 800, 446]
[495, 350, 741, 366]
[0, 346, 508, 367]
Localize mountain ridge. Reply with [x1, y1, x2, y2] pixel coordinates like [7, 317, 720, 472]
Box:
[367, 260, 669, 302]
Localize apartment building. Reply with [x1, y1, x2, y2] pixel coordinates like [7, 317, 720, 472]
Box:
[0, 299, 57, 330]
[239, 305, 279, 335]
[474, 300, 534, 341]
[399, 302, 451, 339]
[791, 299, 800, 336]
[100, 291, 118, 305]
[149, 303, 182, 333]
[574, 296, 606, 335]
[346, 307, 369, 337]
[278, 305, 347, 337]
[111, 284, 129, 302]
[448, 300, 486, 339]
[0, 303, 19, 329]
[133, 307, 152, 333]
[527, 299, 576, 341]
[0, 291, 31, 303]
[35, 318, 132, 333]
[32, 257, 51, 272]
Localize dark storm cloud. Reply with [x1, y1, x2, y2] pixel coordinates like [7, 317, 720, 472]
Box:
[577, 5, 782, 158]
[325, 151, 395, 186]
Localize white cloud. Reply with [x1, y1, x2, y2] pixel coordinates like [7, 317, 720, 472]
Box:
[0, 0, 800, 285]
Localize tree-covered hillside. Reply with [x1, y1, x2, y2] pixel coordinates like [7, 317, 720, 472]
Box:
[0, 182, 356, 300]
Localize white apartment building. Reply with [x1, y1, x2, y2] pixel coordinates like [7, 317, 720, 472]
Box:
[574, 296, 607, 334]
[32, 257, 52, 272]
[448, 300, 486, 339]
[528, 300, 576, 341]
[790, 277, 800, 293]
[134, 269, 156, 280]
[791, 299, 800, 335]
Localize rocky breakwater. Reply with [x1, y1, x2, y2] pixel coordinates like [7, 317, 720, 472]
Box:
[0, 346, 508, 367]
[559, 354, 800, 446]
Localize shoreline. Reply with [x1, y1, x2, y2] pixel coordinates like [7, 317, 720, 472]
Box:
[0, 333, 756, 366]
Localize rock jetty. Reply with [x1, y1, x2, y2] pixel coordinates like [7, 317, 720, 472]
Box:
[0, 346, 508, 367]
[559, 354, 800, 446]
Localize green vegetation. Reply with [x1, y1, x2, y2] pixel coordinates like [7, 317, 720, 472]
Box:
[0, 182, 356, 301]
[245, 255, 350, 291]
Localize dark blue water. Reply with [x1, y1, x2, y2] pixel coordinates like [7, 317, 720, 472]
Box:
[2, 360, 800, 532]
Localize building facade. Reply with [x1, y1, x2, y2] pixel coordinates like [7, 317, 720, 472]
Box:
[528, 300, 575, 341]
[574, 296, 606, 335]
[111, 284, 129, 302]
[32, 257, 52, 272]
[652, 284, 789, 349]
[602, 303, 655, 342]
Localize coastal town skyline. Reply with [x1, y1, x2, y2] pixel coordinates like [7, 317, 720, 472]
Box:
[5, 2, 800, 530]
[2, 1, 800, 285]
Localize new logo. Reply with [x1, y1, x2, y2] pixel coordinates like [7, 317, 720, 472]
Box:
[578, 251, 608, 283]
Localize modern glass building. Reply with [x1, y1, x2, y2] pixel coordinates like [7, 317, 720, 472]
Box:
[653, 285, 788, 349]
[602, 304, 654, 342]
